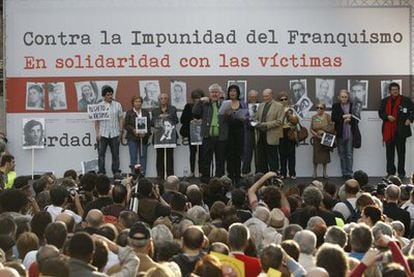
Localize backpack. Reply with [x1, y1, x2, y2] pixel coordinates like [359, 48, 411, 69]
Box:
[343, 200, 360, 223]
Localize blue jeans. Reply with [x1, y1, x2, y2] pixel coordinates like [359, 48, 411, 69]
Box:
[98, 136, 120, 175]
[127, 139, 148, 175]
[337, 137, 353, 176]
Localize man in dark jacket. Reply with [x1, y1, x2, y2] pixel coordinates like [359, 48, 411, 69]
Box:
[383, 184, 411, 237]
[378, 82, 414, 178]
[193, 83, 228, 183]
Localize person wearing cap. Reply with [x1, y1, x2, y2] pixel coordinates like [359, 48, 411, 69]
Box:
[127, 221, 159, 273]
[12, 176, 40, 214]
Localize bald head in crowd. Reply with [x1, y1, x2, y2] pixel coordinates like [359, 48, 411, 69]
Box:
[165, 175, 179, 191]
[55, 213, 75, 233]
[86, 209, 104, 228]
[182, 226, 205, 251]
[386, 185, 400, 202]
[344, 179, 360, 196]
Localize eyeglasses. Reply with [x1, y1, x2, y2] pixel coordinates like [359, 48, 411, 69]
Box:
[280, 98, 288, 101]
[316, 107, 325, 110]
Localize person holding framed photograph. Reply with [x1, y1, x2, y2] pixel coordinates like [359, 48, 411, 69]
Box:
[152, 93, 178, 179]
[124, 95, 151, 176]
[310, 103, 334, 178]
[180, 89, 205, 177]
[332, 90, 360, 179]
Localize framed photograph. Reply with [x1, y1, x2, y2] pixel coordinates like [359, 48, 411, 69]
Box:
[48, 82, 67, 111]
[381, 80, 402, 99]
[227, 80, 247, 101]
[315, 78, 335, 108]
[294, 95, 313, 120]
[190, 121, 203, 145]
[139, 80, 160, 109]
[26, 82, 45, 110]
[352, 101, 363, 121]
[75, 81, 99, 111]
[321, 132, 336, 148]
[289, 79, 307, 105]
[348, 80, 369, 108]
[22, 118, 46, 149]
[248, 103, 260, 119]
[135, 117, 148, 134]
[81, 158, 98, 174]
[170, 81, 187, 110]
[153, 118, 177, 148]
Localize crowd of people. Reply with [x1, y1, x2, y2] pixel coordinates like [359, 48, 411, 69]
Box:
[0, 82, 412, 276]
[0, 158, 413, 276]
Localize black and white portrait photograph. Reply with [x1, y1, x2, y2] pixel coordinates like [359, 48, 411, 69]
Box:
[139, 80, 160, 109]
[190, 121, 202, 146]
[22, 118, 45, 149]
[348, 80, 369, 108]
[321, 132, 336, 148]
[289, 79, 307, 105]
[135, 117, 148, 134]
[315, 78, 335, 108]
[381, 79, 402, 99]
[154, 118, 177, 148]
[170, 81, 187, 110]
[294, 95, 313, 120]
[26, 82, 45, 110]
[75, 81, 99, 111]
[227, 80, 247, 101]
[248, 103, 260, 120]
[352, 100, 363, 121]
[48, 82, 67, 111]
[81, 158, 98, 174]
[95, 81, 118, 101]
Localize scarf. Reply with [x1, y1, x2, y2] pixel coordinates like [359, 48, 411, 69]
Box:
[383, 95, 401, 143]
[341, 103, 351, 140]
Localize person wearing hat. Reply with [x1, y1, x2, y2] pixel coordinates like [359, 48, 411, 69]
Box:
[13, 176, 40, 214]
[127, 221, 159, 273]
[263, 208, 289, 246]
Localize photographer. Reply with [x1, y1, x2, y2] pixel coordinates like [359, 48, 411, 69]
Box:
[247, 171, 290, 214]
[45, 185, 83, 224]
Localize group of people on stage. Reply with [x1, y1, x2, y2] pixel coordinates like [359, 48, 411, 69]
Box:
[94, 82, 414, 182]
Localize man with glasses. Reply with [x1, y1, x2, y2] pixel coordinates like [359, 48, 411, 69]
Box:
[379, 82, 414, 178]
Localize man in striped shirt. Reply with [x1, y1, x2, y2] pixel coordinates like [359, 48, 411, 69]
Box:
[95, 85, 123, 175]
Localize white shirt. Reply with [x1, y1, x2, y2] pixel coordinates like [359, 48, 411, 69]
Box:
[298, 253, 316, 272]
[333, 197, 357, 220]
[98, 100, 123, 138]
[45, 205, 82, 224]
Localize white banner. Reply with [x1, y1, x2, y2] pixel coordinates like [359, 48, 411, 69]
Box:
[5, 0, 411, 77]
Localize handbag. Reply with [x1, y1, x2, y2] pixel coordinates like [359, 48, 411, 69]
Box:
[287, 125, 308, 142]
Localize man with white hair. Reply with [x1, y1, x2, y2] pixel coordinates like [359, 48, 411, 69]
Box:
[193, 83, 228, 183]
[228, 223, 261, 277]
[293, 230, 317, 272]
[255, 88, 284, 173]
[243, 206, 270, 252]
[383, 184, 411, 237]
[162, 175, 179, 204]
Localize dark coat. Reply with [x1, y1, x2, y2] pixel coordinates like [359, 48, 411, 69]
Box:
[331, 102, 359, 139]
[124, 109, 151, 144]
[383, 202, 411, 237]
[192, 100, 228, 141]
[378, 95, 414, 139]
